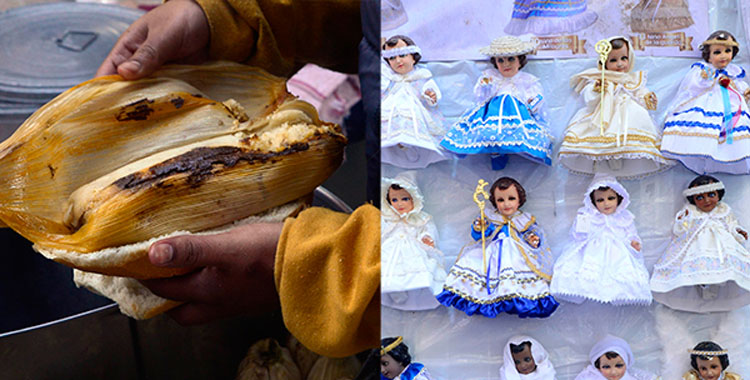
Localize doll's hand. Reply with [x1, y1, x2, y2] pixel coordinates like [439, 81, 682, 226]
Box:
[678, 209, 689, 220]
[645, 92, 658, 111]
[744, 88, 750, 102]
[593, 79, 607, 93]
[424, 89, 437, 104]
[630, 240, 642, 252]
[481, 77, 493, 85]
[738, 228, 748, 240]
[526, 233, 540, 248]
[719, 75, 731, 88]
[421, 236, 435, 247]
[473, 217, 487, 231]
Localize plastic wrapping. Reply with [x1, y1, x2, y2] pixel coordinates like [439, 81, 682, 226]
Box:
[381, 1, 750, 379]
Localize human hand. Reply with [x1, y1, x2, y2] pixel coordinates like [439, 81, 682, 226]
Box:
[424, 89, 437, 104]
[738, 228, 748, 240]
[95, 0, 209, 80]
[421, 236, 435, 247]
[140, 222, 284, 325]
[630, 240, 642, 251]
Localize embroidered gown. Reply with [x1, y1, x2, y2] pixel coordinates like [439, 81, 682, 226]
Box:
[440, 70, 554, 170]
[558, 40, 673, 178]
[504, 0, 597, 36]
[437, 208, 558, 318]
[381, 64, 447, 169]
[381, 362, 434, 380]
[381, 176, 447, 311]
[550, 175, 652, 305]
[661, 62, 750, 174]
[650, 202, 750, 312]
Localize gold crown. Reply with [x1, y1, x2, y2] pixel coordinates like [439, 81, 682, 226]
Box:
[381, 336, 404, 355]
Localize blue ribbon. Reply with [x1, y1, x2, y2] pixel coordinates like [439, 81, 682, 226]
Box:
[485, 224, 508, 295]
[720, 84, 734, 144]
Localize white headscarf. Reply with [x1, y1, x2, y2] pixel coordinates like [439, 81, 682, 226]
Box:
[575, 335, 637, 380]
[500, 335, 556, 380]
[381, 171, 431, 227]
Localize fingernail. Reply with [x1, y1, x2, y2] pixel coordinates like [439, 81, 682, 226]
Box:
[120, 60, 141, 74]
[151, 244, 173, 265]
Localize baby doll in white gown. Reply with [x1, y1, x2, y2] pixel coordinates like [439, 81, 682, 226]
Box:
[381, 172, 447, 310]
[550, 174, 652, 305]
[499, 335, 557, 380]
[575, 335, 659, 380]
[650, 175, 750, 312]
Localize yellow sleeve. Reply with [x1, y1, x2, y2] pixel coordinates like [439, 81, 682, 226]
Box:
[194, 0, 362, 76]
[275, 204, 380, 358]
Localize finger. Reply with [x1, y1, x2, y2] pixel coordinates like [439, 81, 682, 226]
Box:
[148, 222, 283, 268]
[141, 267, 220, 302]
[95, 20, 147, 78]
[117, 39, 163, 80]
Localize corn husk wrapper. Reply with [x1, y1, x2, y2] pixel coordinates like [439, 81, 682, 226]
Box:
[236, 338, 302, 380]
[0, 62, 346, 278]
[306, 355, 361, 380]
[286, 334, 321, 378]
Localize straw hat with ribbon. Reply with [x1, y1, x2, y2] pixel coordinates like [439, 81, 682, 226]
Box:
[479, 36, 537, 57]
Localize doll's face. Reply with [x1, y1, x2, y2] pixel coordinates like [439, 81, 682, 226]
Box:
[693, 190, 719, 213]
[494, 185, 520, 217]
[605, 44, 630, 72]
[494, 56, 521, 78]
[598, 354, 626, 380]
[708, 44, 734, 70]
[389, 188, 414, 215]
[696, 356, 723, 380]
[511, 344, 537, 375]
[593, 188, 619, 215]
[380, 353, 405, 379]
[385, 39, 415, 75]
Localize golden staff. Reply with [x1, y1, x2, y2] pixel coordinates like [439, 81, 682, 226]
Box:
[595, 39, 612, 136]
[473, 179, 490, 276]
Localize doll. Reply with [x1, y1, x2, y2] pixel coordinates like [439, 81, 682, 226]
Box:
[380, 337, 434, 380]
[558, 36, 672, 179]
[683, 341, 741, 380]
[550, 174, 652, 305]
[630, 0, 694, 33]
[650, 175, 750, 312]
[381, 172, 447, 311]
[504, 0, 597, 36]
[661, 30, 750, 174]
[440, 36, 553, 170]
[575, 335, 659, 380]
[500, 335, 557, 380]
[437, 177, 558, 318]
[381, 35, 447, 169]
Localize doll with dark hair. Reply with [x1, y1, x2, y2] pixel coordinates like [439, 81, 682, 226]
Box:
[381, 35, 447, 169]
[559, 36, 672, 178]
[651, 175, 750, 312]
[381, 172, 447, 311]
[380, 337, 434, 380]
[575, 335, 658, 380]
[437, 177, 558, 318]
[683, 341, 740, 380]
[661, 30, 750, 174]
[551, 174, 651, 305]
[441, 36, 553, 170]
[500, 335, 556, 380]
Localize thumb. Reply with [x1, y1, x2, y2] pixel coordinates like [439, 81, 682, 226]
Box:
[118, 40, 165, 80]
[149, 233, 228, 268]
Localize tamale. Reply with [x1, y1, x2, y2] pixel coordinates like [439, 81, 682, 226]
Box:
[0, 61, 346, 279]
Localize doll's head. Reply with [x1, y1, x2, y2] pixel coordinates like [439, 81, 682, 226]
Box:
[382, 35, 421, 75]
[489, 177, 526, 217]
[381, 337, 410, 379]
[604, 38, 630, 73]
[479, 36, 535, 79]
[387, 184, 415, 215]
[684, 175, 724, 213]
[689, 341, 729, 380]
[510, 341, 537, 375]
[594, 352, 626, 380]
[491, 55, 527, 78]
[589, 186, 623, 215]
[700, 30, 739, 70]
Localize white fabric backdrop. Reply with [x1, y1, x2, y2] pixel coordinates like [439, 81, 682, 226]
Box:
[381, 1, 750, 379]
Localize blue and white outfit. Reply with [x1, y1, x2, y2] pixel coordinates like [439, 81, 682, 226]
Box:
[504, 0, 597, 36]
[382, 362, 434, 380]
[661, 62, 750, 174]
[440, 69, 554, 170]
[437, 209, 558, 318]
[381, 63, 447, 169]
[550, 175, 652, 305]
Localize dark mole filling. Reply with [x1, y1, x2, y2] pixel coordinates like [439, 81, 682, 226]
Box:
[114, 142, 310, 190]
[116, 98, 155, 121]
[170, 96, 185, 109]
